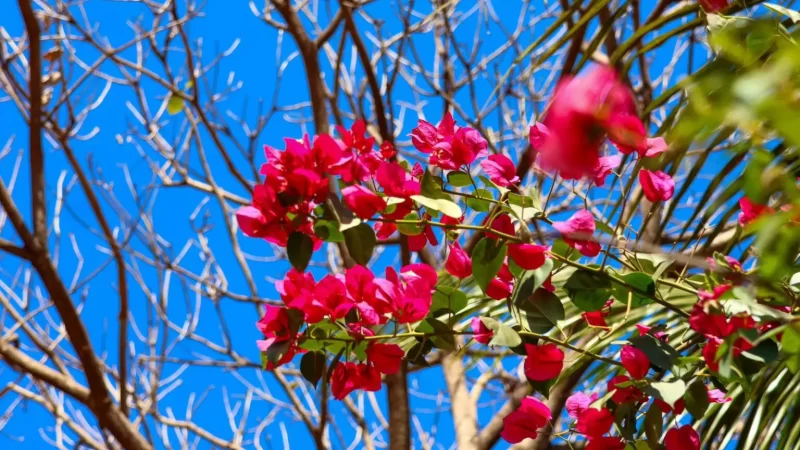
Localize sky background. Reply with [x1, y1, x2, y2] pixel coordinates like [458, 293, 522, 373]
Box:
[0, 0, 740, 448]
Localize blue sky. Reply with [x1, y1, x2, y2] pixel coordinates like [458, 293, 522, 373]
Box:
[0, 0, 735, 448]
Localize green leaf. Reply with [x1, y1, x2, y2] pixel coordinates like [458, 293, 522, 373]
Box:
[685, 380, 710, 419]
[447, 171, 472, 187]
[406, 340, 434, 366]
[629, 335, 680, 371]
[594, 219, 616, 236]
[517, 289, 564, 334]
[166, 94, 184, 115]
[466, 188, 493, 212]
[643, 405, 662, 445]
[782, 323, 800, 354]
[300, 352, 326, 387]
[565, 269, 612, 312]
[528, 378, 557, 399]
[472, 238, 508, 295]
[551, 239, 581, 268]
[764, 3, 800, 23]
[314, 220, 345, 242]
[644, 379, 686, 408]
[344, 223, 376, 265]
[417, 318, 456, 350]
[431, 287, 468, 313]
[264, 339, 291, 367]
[612, 272, 656, 308]
[410, 195, 462, 218]
[481, 317, 522, 347]
[512, 259, 554, 305]
[287, 232, 314, 272]
[397, 212, 423, 236]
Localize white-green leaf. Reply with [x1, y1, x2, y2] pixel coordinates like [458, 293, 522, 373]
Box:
[410, 195, 462, 218]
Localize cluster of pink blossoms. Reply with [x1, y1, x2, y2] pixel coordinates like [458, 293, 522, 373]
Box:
[237, 61, 778, 448]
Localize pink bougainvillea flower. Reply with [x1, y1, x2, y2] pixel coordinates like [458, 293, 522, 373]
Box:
[566, 392, 598, 418]
[336, 119, 375, 154]
[411, 112, 456, 154]
[703, 337, 723, 372]
[366, 343, 404, 375]
[481, 154, 520, 187]
[256, 305, 291, 339]
[665, 425, 700, 450]
[277, 269, 316, 311]
[699, 0, 729, 13]
[380, 141, 396, 160]
[307, 275, 355, 323]
[639, 169, 675, 202]
[576, 407, 614, 438]
[706, 255, 743, 272]
[401, 264, 438, 288]
[501, 396, 552, 443]
[690, 295, 755, 340]
[524, 343, 564, 381]
[636, 324, 668, 341]
[342, 185, 387, 219]
[485, 213, 515, 240]
[487, 277, 514, 300]
[583, 310, 608, 328]
[331, 362, 382, 399]
[552, 210, 601, 257]
[542, 275, 556, 292]
[430, 127, 488, 170]
[738, 197, 773, 226]
[586, 436, 626, 450]
[608, 375, 644, 404]
[445, 242, 472, 279]
[532, 65, 644, 180]
[344, 265, 377, 304]
[472, 317, 494, 344]
[236, 184, 294, 246]
[643, 137, 668, 158]
[656, 398, 685, 414]
[708, 388, 732, 404]
[508, 244, 548, 270]
[591, 155, 621, 187]
[620, 345, 650, 380]
[697, 284, 732, 302]
[375, 267, 434, 324]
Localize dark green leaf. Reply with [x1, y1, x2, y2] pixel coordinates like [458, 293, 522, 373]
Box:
[314, 220, 345, 242]
[685, 380, 710, 419]
[406, 340, 434, 366]
[565, 269, 612, 312]
[517, 289, 564, 334]
[472, 238, 507, 294]
[431, 286, 468, 313]
[612, 272, 656, 308]
[629, 335, 680, 371]
[643, 405, 663, 444]
[417, 318, 456, 350]
[551, 239, 581, 269]
[300, 352, 326, 387]
[264, 339, 291, 367]
[528, 378, 557, 399]
[344, 223, 376, 265]
[287, 232, 314, 272]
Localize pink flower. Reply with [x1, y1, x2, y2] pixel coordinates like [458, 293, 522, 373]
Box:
[471, 317, 494, 344]
[257, 337, 302, 370]
[552, 210, 601, 257]
[643, 137, 668, 158]
[665, 425, 700, 450]
[656, 398, 685, 414]
[699, 0, 729, 13]
[445, 242, 472, 279]
[636, 324, 668, 341]
[375, 266, 435, 324]
[277, 269, 316, 311]
[583, 310, 609, 328]
[566, 392, 598, 418]
[576, 407, 614, 438]
[336, 119, 375, 154]
[591, 155, 621, 187]
[620, 345, 650, 380]
[501, 396, 552, 443]
[411, 112, 456, 154]
[380, 141, 396, 160]
[532, 66, 645, 180]
[703, 337, 723, 372]
[331, 362, 382, 399]
[708, 388, 732, 404]
[256, 306, 291, 339]
[524, 343, 564, 381]
[431, 127, 488, 170]
[236, 184, 297, 247]
[608, 375, 643, 404]
[485, 213, 515, 240]
[639, 169, 674, 202]
[366, 343, 404, 375]
[342, 185, 387, 219]
[640, 170, 674, 202]
[586, 437, 626, 450]
[481, 154, 519, 187]
[508, 244, 548, 270]
[308, 275, 355, 323]
[738, 197, 773, 226]
[486, 277, 513, 300]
